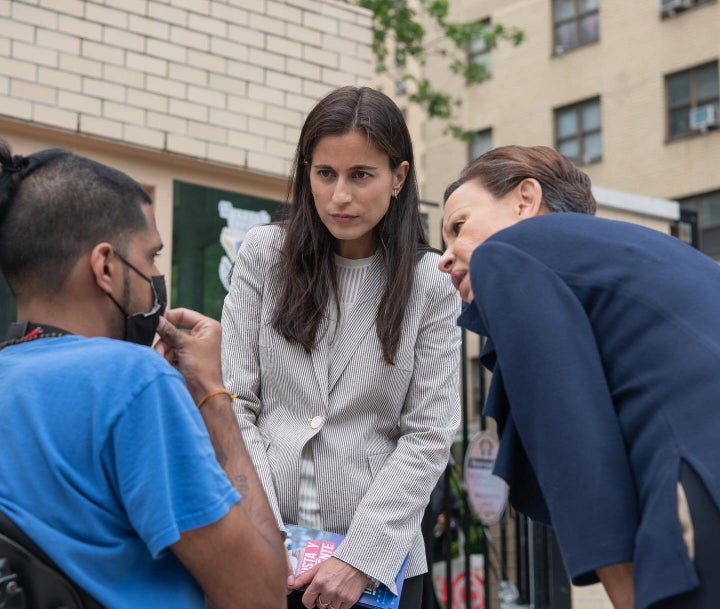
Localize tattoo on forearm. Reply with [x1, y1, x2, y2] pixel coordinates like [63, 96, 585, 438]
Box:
[209, 430, 228, 468]
[232, 474, 249, 494]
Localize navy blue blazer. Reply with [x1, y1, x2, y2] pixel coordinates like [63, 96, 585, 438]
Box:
[458, 212, 720, 609]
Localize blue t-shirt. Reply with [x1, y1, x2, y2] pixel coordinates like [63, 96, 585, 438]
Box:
[0, 335, 241, 608]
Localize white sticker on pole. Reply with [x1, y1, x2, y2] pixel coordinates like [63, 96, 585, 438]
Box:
[464, 431, 508, 526]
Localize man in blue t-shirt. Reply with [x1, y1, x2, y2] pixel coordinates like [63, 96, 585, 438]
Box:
[0, 138, 286, 609]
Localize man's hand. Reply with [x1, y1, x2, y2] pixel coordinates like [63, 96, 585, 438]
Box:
[155, 308, 223, 404]
[295, 557, 368, 609]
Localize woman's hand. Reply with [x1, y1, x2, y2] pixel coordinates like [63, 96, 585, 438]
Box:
[295, 557, 368, 609]
[597, 562, 633, 609]
[287, 549, 296, 595]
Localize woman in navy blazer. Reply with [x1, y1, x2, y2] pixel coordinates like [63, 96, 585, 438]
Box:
[438, 145, 720, 609]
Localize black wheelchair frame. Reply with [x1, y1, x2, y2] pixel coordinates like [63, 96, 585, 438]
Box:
[0, 511, 102, 609]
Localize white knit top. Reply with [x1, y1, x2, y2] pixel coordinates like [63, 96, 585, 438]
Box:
[296, 253, 373, 528]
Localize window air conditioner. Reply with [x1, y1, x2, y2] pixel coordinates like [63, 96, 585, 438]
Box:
[660, 0, 694, 17]
[689, 104, 718, 132]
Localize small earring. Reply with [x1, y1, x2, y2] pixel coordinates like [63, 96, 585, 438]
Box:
[392, 188, 398, 199]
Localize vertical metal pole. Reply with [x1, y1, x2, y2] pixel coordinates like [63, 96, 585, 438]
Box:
[500, 513, 508, 582]
[515, 513, 530, 605]
[477, 337, 491, 609]
[528, 519, 536, 607]
[479, 336, 486, 433]
[460, 328, 471, 609]
[443, 465, 453, 609]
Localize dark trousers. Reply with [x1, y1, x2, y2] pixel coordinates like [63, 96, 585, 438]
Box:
[651, 461, 720, 609]
[288, 574, 423, 609]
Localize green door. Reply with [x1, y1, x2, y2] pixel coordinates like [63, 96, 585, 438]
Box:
[171, 181, 283, 320]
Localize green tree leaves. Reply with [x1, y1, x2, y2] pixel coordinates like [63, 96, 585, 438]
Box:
[351, 0, 524, 139]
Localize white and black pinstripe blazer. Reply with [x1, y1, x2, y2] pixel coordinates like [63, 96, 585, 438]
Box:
[221, 224, 461, 592]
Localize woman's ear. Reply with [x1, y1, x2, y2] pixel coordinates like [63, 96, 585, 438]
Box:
[514, 178, 544, 219]
[393, 160, 410, 193]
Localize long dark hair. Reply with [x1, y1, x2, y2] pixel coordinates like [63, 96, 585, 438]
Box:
[271, 86, 432, 365]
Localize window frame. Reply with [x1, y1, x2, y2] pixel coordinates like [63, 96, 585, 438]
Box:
[660, 0, 715, 19]
[554, 96, 602, 166]
[553, 0, 600, 55]
[468, 18, 493, 80]
[677, 189, 720, 256]
[468, 128, 493, 162]
[665, 61, 719, 141]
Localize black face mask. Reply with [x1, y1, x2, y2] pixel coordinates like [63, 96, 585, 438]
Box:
[107, 253, 167, 347]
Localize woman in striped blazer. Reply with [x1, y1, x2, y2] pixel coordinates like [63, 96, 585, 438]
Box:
[221, 86, 461, 609]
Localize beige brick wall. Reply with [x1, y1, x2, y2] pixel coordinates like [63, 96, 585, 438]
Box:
[0, 0, 373, 177]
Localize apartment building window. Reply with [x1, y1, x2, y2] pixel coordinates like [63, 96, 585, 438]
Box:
[395, 78, 408, 97]
[554, 0, 599, 54]
[671, 207, 699, 249]
[678, 190, 720, 257]
[469, 128, 493, 161]
[555, 97, 602, 164]
[666, 62, 719, 139]
[468, 19, 492, 79]
[660, 0, 714, 19]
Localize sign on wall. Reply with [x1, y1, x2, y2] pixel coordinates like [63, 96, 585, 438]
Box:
[218, 200, 271, 291]
[172, 181, 281, 320]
